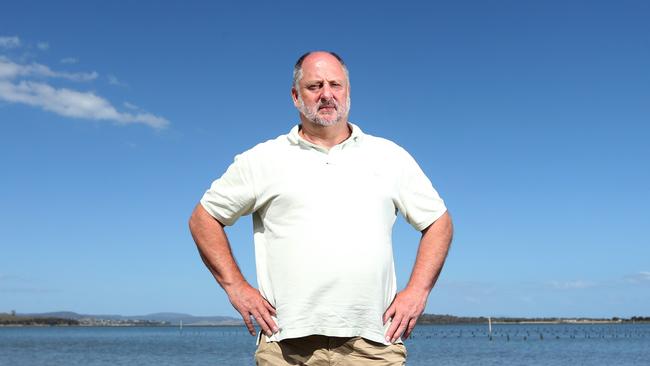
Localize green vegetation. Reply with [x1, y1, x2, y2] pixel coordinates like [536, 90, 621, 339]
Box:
[0, 313, 79, 326]
[630, 316, 650, 322]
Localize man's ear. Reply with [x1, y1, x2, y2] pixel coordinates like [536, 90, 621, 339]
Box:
[291, 87, 300, 108]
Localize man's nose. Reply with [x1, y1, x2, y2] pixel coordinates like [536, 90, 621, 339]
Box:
[321, 84, 333, 99]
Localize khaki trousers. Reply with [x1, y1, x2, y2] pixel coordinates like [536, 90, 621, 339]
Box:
[255, 334, 407, 366]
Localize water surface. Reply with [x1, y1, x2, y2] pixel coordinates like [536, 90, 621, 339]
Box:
[1, 323, 648, 365]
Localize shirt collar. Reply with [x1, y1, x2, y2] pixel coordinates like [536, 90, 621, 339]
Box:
[287, 122, 364, 147]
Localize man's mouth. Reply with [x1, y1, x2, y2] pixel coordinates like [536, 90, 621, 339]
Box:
[319, 104, 337, 111]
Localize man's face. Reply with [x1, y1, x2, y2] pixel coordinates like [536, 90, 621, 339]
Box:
[292, 53, 350, 126]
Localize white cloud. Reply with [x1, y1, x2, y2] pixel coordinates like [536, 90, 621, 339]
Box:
[0, 274, 18, 282]
[1, 38, 169, 130]
[0, 80, 169, 129]
[107, 74, 127, 87]
[624, 271, 650, 284]
[0, 36, 21, 48]
[123, 101, 139, 110]
[0, 286, 59, 294]
[0, 56, 97, 82]
[547, 280, 596, 290]
[60, 57, 78, 64]
[0, 273, 31, 283]
[462, 296, 481, 304]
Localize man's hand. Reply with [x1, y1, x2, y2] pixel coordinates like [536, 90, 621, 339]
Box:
[189, 204, 279, 337]
[383, 212, 453, 343]
[383, 287, 428, 343]
[227, 282, 279, 337]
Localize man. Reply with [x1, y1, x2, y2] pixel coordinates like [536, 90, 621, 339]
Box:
[189, 51, 453, 365]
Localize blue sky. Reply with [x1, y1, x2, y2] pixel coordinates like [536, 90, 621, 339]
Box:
[1, 0, 648, 318]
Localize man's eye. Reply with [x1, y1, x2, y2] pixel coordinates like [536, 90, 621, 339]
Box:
[307, 85, 320, 90]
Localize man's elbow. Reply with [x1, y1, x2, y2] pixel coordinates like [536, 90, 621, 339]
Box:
[189, 203, 206, 235]
[189, 203, 224, 234]
[441, 211, 453, 234]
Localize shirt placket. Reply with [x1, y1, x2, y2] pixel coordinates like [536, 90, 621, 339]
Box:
[325, 144, 342, 166]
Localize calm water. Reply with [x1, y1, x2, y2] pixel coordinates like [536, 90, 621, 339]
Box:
[1, 324, 649, 365]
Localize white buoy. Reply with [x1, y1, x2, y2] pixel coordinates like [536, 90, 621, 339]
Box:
[488, 317, 492, 336]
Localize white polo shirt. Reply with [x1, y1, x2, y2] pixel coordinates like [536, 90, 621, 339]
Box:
[200, 123, 446, 345]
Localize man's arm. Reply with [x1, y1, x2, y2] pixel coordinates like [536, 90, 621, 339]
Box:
[383, 211, 453, 343]
[188, 203, 278, 336]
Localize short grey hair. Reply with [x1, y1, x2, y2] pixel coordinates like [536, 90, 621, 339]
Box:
[292, 51, 349, 90]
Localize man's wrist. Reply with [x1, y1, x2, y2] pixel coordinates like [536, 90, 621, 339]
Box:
[222, 278, 249, 295]
[404, 283, 432, 297]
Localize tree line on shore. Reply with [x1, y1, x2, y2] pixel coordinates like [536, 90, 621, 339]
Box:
[2, 312, 649, 326]
[0, 314, 78, 326]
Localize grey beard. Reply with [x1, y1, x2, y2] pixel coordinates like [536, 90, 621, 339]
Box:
[298, 94, 350, 127]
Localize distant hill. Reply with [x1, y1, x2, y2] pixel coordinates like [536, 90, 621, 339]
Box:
[19, 312, 243, 326]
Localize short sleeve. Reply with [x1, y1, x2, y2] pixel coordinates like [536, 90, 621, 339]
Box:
[395, 151, 447, 231]
[200, 152, 257, 226]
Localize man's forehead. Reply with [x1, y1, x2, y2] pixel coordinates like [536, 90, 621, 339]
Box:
[301, 53, 346, 80]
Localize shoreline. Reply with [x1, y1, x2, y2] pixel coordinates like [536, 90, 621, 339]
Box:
[3, 321, 650, 328]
